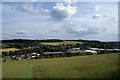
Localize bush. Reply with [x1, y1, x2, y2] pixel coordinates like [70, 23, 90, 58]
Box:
[56, 55, 59, 57]
[76, 52, 80, 56]
[50, 55, 53, 58]
[61, 53, 65, 57]
[3, 60, 6, 62]
[66, 53, 72, 57]
[45, 55, 50, 58]
[42, 56, 45, 58]
[35, 56, 42, 59]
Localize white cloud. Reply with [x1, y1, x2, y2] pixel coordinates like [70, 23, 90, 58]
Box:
[30, 0, 38, 2]
[92, 13, 102, 19]
[16, 2, 77, 20]
[64, 0, 77, 5]
[92, 13, 110, 19]
[94, 6, 100, 11]
[62, 22, 107, 37]
[16, 30, 28, 35]
[16, 3, 49, 15]
[50, 3, 77, 20]
[16, 3, 39, 14]
[72, 27, 87, 32]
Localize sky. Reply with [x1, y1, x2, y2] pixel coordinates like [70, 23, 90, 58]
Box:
[1, 1, 118, 41]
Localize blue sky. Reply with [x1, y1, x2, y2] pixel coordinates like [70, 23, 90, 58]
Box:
[2, 2, 118, 41]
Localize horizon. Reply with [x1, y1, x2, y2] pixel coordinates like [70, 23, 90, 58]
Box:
[0, 38, 119, 42]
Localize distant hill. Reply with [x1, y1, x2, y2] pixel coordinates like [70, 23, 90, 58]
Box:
[0, 39, 119, 49]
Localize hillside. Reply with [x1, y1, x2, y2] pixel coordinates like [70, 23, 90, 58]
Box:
[2, 53, 118, 78]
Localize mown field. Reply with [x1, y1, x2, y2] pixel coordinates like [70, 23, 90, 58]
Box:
[1, 48, 19, 52]
[41, 41, 83, 45]
[2, 53, 118, 78]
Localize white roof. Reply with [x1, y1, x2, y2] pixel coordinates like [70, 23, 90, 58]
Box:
[72, 48, 80, 49]
[32, 53, 36, 54]
[85, 50, 93, 52]
[32, 56, 36, 57]
[89, 48, 99, 50]
[37, 54, 40, 56]
[99, 49, 105, 50]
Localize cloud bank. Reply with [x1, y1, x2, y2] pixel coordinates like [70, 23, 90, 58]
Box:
[62, 22, 107, 37]
[92, 13, 110, 19]
[16, 2, 77, 20]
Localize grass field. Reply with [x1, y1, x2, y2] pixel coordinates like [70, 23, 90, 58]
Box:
[2, 53, 118, 78]
[41, 41, 83, 45]
[1, 48, 19, 52]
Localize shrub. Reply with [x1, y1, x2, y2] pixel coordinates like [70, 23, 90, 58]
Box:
[56, 55, 59, 57]
[45, 55, 50, 58]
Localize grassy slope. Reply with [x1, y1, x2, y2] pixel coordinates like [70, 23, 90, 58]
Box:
[2, 53, 118, 78]
[41, 41, 83, 45]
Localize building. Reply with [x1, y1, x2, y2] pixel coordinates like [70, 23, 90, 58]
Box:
[68, 50, 97, 55]
[43, 52, 66, 56]
[88, 48, 99, 51]
[72, 48, 80, 50]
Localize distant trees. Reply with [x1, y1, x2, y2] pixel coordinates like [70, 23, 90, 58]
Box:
[2, 39, 63, 43]
[1, 39, 120, 57]
[1, 39, 120, 49]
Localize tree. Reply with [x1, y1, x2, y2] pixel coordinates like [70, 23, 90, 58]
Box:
[9, 51, 14, 56]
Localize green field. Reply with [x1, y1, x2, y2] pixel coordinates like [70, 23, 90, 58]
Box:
[41, 41, 83, 45]
[2, 53, 118, 78]
[1, 43, 15, 49]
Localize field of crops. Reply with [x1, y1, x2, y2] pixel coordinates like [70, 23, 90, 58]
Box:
[1, 48, 19, 52]
[41, 41, 83, 45]
[2, 53, 118, 78]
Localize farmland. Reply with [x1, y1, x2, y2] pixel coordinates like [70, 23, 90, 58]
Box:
[41, 41, 83, 45]
[1, 48, 19, 52]
[2, 53, 118, 78]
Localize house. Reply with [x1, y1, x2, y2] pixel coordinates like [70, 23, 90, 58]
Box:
[106, 49, 116, 51]
[72, 48, 80, 51]
[99, 49, 105, 51]
[15, 55, 26, 60]
[25, 56, 31, 59]
[67, 50, 97, 55]
[32, 53, 36, 55]
[31, 56, 36, 58]
[85, 50, 97, 54]
[16, 57, 22, 60]
[91, 51, 97, 54]
[114, 49, 120, 51]
[11, 56, 16, 59]
[37, 54, 40, 56]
